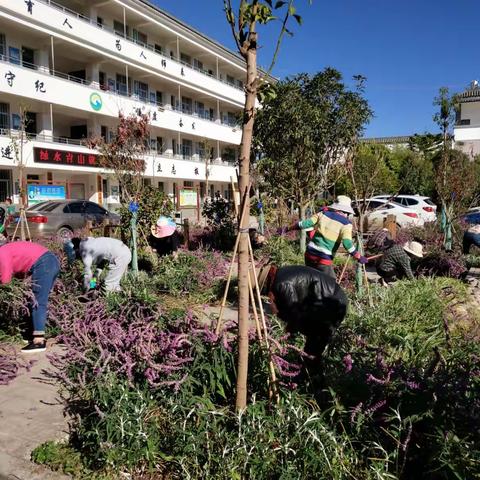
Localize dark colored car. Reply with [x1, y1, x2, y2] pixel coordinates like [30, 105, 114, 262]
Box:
[6, 200, 120, 239]
[464, 211, 480, 225]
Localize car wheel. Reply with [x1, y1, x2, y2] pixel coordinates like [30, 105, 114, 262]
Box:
[57, 226, 73, 240]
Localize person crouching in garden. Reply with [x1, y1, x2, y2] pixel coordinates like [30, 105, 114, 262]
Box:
[376, 240, 423, 285]
[261, 264, 348, 383]
[149, 216, 180, 257]
[65, 237, 131, 292]
[0, 241, 60, 353]
[281, 196, 367, 278]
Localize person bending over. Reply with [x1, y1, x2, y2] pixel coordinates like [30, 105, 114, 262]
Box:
[0, 241, 60, 353]
[376, 241, 423, 284]
[149, 216, 180, 257]
[65, 237, 131, 292]
[263, 264, 348, 373]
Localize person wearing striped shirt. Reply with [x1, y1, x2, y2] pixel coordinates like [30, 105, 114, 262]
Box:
[287, 196, 367, 278]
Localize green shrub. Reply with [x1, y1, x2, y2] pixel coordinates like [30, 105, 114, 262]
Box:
[259, 235, 304, 266]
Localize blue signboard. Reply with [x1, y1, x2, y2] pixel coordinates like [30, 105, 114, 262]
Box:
[27, 184, 66, 204]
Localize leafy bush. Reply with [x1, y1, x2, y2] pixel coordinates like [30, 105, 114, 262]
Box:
[324, 278, 480, 479]
[154, 248, 228, 300]
[202, 195, 235, 250]
[258, 234, 304, 266]
[118, 186, 174, 246]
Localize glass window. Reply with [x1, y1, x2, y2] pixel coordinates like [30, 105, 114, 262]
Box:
[39, 202, 62, 212]
[158, 182, 164, 192]
[0, 103, 10, 130]
[85, 202, 106, 215]
[0, 34, 6, 57]
[133, 29, 147, 45]
[184, 181, 193, 188]
[133, 80, 148, 102]
[116, 73, 127, 96]
[404, 198, 418, 206]
[114, 20, 128, 38]
[22, 47, 34, 68]
[180, 52, 191, 65]
[11, 114, 20, 130]
[8, 46, 20, 65]
[67, 202, 85, 214]
[425, 199, 435, 206]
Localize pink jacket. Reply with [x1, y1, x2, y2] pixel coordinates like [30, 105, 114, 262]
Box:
[0, 241, 49, 284]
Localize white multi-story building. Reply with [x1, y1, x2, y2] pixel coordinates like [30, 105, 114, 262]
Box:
[454, 81, 480, 158]
[0, 0, 245, 214]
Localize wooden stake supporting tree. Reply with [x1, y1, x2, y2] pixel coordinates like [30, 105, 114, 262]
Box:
[224, 0, 310, 411]
[10, 105, 31, 241]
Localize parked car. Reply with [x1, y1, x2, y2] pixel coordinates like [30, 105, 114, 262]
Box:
[6, 200, 120, 239]
[372, 195, 437, 222]
[353, 198, 424, 231]
[464, 210, 480, 224]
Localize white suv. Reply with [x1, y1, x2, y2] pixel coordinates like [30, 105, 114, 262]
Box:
[373, 195, 437, 223]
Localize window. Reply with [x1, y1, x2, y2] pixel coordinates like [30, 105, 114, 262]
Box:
[142, 178, 152, 187]
[403, 198, 419, 206]
[8, 46, 20, 65]
[181, 140, 192, 159]
[156, 136, 163, 153]
[158, 182, 164, 192]
[22, 46, 34, 68]
[154, 44, 162, 54]
[0, 103, 10, 130]
[193, 58, 203, 71]
[25, 112, 37, 135]
[184, 181, 193, 188]
[101, 125, 108, 140]
[12, 113, 20, 130]
[170, 95, 176, 108]
[180, 52, 191, 65]
[226, 74, 235, 86]
[99, 71, 106, 89]
[133, 29, 147, 45]
[66, 202, 85, 214]
[133, 80, 148, 102]
[156, 91, 163, 105]
[195, 101, 205, 117]
[0, 33, 5, 57]
[116, 73, 127, 96]
[26, 174, 40, 181]
[182, 96, 192, 114]
[97, 17, 103, 27]
[114, 20, 128, 38]
[85, 203, 106, 215]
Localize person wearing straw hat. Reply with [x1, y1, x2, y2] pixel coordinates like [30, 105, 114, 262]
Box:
[149, 215, 180, 257]
[281, 195, 367, 278]
[376, 240, 423, 284]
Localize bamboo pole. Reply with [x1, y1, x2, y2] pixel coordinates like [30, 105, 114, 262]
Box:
[337, 255, 351, 283]
[247, 237, 278, 402]
[215, 187, 249, 335]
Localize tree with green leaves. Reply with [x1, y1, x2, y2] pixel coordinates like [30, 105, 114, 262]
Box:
[254, 69, 372, 250]
[223, 0, 310, 411]
[432, 87, 462, 249]
[90, 112, 150, 273]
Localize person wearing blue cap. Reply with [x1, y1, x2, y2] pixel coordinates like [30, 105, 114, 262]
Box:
[65, 237, 131, 292]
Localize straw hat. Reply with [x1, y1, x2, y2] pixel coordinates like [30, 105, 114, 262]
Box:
[330, 195, 354, 215]
[403, 241, 423, 258]
[151, 216, 176, 239]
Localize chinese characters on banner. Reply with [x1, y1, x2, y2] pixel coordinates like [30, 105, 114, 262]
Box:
[34, 148, 98, 167]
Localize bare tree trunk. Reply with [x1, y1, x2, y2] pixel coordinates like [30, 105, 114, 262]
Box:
[235, 33, 257, 412]
[299, 203, 307, 253]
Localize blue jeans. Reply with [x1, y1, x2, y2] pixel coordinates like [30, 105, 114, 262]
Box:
[30, 252, 60, 335]
[463, 231, 480, 255]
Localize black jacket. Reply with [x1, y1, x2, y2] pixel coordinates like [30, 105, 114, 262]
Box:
[271, 266, 348, 338]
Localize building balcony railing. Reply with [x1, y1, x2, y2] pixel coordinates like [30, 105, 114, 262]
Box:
[0, 128, 236, 166]
[36, 0, 245, 92]
[0, 55, 241, 131]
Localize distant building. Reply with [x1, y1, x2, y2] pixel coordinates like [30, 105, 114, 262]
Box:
[0, 0, 247, 213]
[454, 81, 480, 157]
[361, 135, 411, 150]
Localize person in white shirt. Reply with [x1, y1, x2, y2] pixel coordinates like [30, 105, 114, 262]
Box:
[65, 237, 132, 292]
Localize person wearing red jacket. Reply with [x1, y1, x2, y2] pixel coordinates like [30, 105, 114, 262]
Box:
[0, 241, 60, 353]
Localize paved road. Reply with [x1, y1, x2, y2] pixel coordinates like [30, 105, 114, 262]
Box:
[0, 345, 69, 480]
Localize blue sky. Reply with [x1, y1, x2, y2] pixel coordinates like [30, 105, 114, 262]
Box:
[155, 0, 478, 138]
